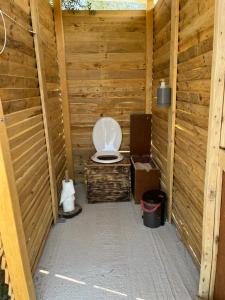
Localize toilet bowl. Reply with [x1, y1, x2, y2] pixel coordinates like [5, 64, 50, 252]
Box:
[91, 117, 123, 164]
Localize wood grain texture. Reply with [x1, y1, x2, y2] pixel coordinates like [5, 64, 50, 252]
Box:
[213, 172, 225, 300]
[0, 102, 36, 300]
[85, 157, 131, 203]
[145, 0, 153, 113]
[38, 0, 67, 196]
[167, 0, 179, 222]
[0, 0, 59, 277]
[214, 172, 225, 300]
[173, 0, 215, 267]
[152, 0, 171, 192]
[30, 0, 58, 224]
[63, 11, 146, 181]
[0, 235, 14, 299]
[54, 0, 74, 180]
[198, 0, 225, 298]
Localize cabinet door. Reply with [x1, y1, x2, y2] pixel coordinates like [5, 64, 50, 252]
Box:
[130, 114, 152, 156]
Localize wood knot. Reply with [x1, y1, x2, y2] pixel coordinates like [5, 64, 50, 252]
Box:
[209, 190, 216, 199]
[94, 63, 101, 68]
[215, 235, 219, 244]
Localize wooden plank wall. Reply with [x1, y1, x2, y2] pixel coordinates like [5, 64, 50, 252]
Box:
[63, 11, 146, 181]
[172, 0, 214, 266]
[152, 0, 215, 266]
[38, 0, 67, 194]
[152, 0, 171, 192]
[0, 0, 67, 277]
[0, 0, 53, 272]
[0, 235, 14, 299]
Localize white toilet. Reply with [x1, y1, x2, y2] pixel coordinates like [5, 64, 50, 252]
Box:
[91, 117, 123, 164]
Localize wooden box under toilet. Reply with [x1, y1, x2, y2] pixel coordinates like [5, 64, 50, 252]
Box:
[85, 157, 131, 203]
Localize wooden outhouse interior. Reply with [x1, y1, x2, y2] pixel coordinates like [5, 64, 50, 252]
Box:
[0, 0, 225, 299]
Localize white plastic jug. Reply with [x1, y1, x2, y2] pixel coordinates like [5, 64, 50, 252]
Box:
[60, 179, 75, 213]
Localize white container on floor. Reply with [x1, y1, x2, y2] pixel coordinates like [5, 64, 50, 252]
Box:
[60, 179, 75, 213]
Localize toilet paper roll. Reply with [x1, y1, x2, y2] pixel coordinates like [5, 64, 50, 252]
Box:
[62, 195, 75, 213]
[60, 179, 75, 205]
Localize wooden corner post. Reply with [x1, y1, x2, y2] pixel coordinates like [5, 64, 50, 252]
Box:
[0, 101, 36, 300]
[145, 0, 153, 114]
[54, 0, 74, 179]
[199, 0, 225, 298]
[30, 0, 59, 222]
[167, 0, 179, 223]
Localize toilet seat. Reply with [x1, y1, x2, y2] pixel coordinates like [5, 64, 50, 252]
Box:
[91, 117, 123, 164]
[92, 151, 123, 164]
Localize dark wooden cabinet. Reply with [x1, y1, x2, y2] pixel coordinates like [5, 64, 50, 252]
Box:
[130, 114, 160, 204]
[131, 155, 160, 204]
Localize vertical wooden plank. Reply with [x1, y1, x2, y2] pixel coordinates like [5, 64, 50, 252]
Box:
[212, 169, 224, 300]
[151, 0, 171, 193]
[0, 101, 36, 300]
[54, 0, 74, 179]
[220, 123, 225, 148]
[145, 0, 153, 114]
[30, 0, 59, 222]
[220, 81, 225, 148]
[209, 165, 223, 298]
[199, 0, 225, 298]
[167, 0, 179, 222]
[212, 150, 225, 299]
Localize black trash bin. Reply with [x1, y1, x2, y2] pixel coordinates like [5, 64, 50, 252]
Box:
[141, 190, 166, 228]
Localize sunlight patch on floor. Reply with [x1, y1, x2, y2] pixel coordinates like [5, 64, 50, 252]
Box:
[38, 269, 146, 299]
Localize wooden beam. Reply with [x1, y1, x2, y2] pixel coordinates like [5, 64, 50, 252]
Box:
[145, 0, 153, 114]
[0, 101, 36, 300]
[221, 86, 225, 148]
[209, 167, 223, 299]
[219, 149, 225, 171]
[54, 0, 75, 179]
[30, 0, 58, 222]
[199, 0, 225, 298]
[167, 0, 179, 223]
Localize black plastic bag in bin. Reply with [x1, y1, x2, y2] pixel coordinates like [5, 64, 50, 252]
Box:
[141, 190, 166, 228]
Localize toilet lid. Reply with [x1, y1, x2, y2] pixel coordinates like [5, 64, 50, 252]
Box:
[92, 117, 122, 152]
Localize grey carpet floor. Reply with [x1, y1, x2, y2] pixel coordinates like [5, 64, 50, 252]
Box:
[34, 184, 199, 300]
